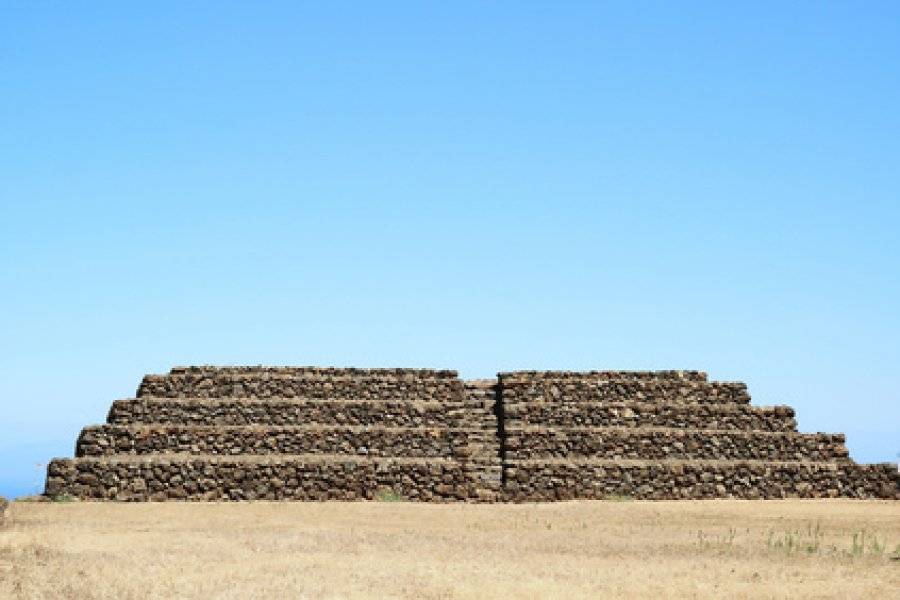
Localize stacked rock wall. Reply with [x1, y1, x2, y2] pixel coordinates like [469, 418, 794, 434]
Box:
[503, 461, 899, 501]
[137, 367, 461, 400]
[497, 370, 895, 501]
[45, 366, 898, 501]
[47, 367, 501, 502]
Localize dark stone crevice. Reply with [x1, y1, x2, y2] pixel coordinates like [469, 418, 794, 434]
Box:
[492, 378, 507, 489]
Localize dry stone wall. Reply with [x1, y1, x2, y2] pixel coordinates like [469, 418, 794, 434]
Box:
[49, 366, 502, 502]
[499, 377, 751, 405]
[108, 398, 477, 428]
[45, 366, 898, 501]
[498, 370, 709, 382]
[503, 461, 899, 501]
[496, 370, 895, 501]
[503, 428, 849, 462]
[46, 456, 485, 502]
[76, 425, 496, 459]
[137, 367, 459, 400]
[504, 402, 796, 431]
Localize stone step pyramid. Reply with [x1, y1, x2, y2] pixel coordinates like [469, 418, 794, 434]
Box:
[45, 367, 898, 501]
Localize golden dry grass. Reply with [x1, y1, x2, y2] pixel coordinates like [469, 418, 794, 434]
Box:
[1, 499, 898, 599]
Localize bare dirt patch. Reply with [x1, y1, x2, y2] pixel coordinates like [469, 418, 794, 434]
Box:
[0, 499, 897, 598]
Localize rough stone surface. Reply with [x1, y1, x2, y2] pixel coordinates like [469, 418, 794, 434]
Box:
[77, 425, 497, 460]
[45, 366, 899, 501]
[499, 376, 751, 405]
[504, 428, 849, 462]
[138, 368, 461, 400]
[504, 402, 796, 431]
[45, 456, 498, 502]
[497, 370, 709, 382]
[503, 461, 899, 501]
[108, 398, 488, 428]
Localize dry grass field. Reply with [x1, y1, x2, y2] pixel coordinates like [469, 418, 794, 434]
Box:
[1, 499, 898, 599]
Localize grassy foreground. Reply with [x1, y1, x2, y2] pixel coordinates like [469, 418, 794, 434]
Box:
[1, 499, 898, 599]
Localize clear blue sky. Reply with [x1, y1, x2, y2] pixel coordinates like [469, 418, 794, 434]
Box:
[2, 3, 898, 498]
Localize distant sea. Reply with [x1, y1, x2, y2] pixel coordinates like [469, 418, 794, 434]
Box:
[0, 478, 42, 500]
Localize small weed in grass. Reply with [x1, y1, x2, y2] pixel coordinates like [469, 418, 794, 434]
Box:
[697, 527, 738, 552]
[890, 544, 900, 561]
[374, 489, 404, 502]
[848, 529, 885, 558]
[603, 495, 633, 502]
[763, 524, 889, 559]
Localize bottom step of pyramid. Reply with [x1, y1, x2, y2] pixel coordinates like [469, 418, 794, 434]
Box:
[45, 456, 898, 503]
[46, 455, 501, 502]
[503, 459, 899, 501]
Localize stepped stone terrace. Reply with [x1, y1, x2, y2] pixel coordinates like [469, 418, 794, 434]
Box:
[45, 366, 899, 502]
